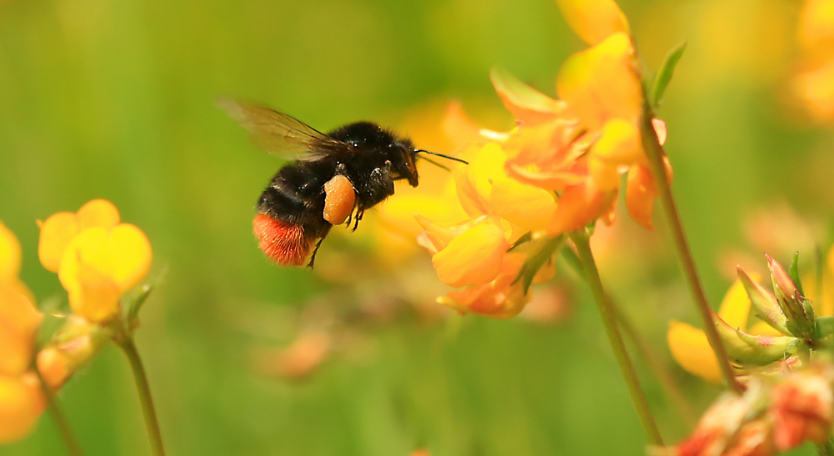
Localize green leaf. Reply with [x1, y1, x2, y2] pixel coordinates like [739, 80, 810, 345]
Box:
[650, 41, 687, 108]
[513, 236, 564, 294]
[788, 251, 805, 297]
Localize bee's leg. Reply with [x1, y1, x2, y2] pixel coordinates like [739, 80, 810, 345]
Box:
[351, 210, 364, 232]
[307, 238, 326, 269]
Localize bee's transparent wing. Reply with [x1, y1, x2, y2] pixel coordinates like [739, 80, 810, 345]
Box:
[218, 98, 344, 159]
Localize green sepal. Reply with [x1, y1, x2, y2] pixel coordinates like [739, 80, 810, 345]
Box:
[125, 267, 167, 329]
[788, 251, 805, 297]
[650, 41, 687, 108]
[737, 267, 790, 335]
[513, 236, 563, 295]
[713, 312, 799, 366]
[815, 316, 834, 339]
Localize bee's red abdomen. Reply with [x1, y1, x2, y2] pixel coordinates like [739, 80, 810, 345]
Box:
[253, 214, 313, 266]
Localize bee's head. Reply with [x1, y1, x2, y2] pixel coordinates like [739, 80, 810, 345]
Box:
[391, 140, 420, 187]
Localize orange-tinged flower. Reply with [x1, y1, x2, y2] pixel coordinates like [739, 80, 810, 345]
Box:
[673, 391, 753, 456]
[38, 199, 120, 273]
[58, 224, 152, 322]
[424, 216, 508, 288]
[0, 373, 45, 445]
[556, 32, 642, 132]
[554, 0, 630, 45]
[0, 222, 21, 283]
[546, 179, 618, 237]
[770, 369, 833, 451]
[440, 253, 530, 319]
[722, 419, 773, 456]
[0, 286, 43, 377]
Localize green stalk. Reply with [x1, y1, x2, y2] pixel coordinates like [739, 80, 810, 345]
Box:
[34, 369, 85, 456]
[561, 246, 696, 426]
[117, 338, 167, 456]
[639, 103, 743, 394]
[570, 232, 663, 445]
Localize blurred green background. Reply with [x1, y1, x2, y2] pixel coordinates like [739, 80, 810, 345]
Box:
[0, 0, 829, 454]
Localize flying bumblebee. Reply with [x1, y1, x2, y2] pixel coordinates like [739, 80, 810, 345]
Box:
[219, 99, 467, 268]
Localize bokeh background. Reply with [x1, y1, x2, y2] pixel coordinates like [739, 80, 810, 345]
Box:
[0, 0, 831, 454]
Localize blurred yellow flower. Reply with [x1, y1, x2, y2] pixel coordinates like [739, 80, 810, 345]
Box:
[0, 222, 45, 444]
[38, 199, 120, 273]
[668, 277, 785, 383]
[793, 0, 834, 122]
[555, 0, 630, 45]
[0, 373, 44, 445]
[58, 224, 152, 323]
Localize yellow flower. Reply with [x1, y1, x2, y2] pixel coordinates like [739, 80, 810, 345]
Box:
[792, 0, 834, 123]
[554, 0, 630, 45]
[0, 223, 45, 444]
[38, 199, 120, 273]
[667, 277, 783, 383]
[492, 32, 671, 235]
[0, 373, 44, 445]
[58, 224, 152, 323]
[440, 253, 530, 319]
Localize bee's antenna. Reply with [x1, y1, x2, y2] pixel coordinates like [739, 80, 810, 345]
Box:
[414, 149, 469, 165]
[419, 156, 452, 172]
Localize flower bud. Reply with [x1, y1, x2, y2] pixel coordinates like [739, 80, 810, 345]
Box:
[713, 312, 799, 366]
[737, 266, 789, 335]
[766, 254, 815, 338]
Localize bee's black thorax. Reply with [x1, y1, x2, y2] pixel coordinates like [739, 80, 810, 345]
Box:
[257, 121, 418, 234]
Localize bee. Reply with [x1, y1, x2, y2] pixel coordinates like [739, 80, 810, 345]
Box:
[219, 99, 467, 268]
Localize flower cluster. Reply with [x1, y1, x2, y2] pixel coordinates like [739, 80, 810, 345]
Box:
[413, 0, 671, 318]
[793, 0, 834, 122]
[652, 363, 834, 456]
[1, 199, 153, 443]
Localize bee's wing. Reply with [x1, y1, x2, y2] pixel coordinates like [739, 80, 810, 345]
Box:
[218, 98, 345, 159]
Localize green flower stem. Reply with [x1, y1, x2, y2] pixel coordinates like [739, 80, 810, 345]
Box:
[117, 338, 166, 456]
[34, 369, 85, 456]
[611, 304, 697, 427]
[570, 232, 663, 445]
[561, 246, 696, 426]
[639, 107, 743, 394]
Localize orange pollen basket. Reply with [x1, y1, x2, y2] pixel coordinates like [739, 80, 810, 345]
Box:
[253, 214, 312, 266]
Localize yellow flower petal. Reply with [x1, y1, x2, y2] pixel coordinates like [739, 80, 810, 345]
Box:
[442, 253, 528, 318]
[748, 320, 785, 337]
[667, 321, 722, 384]
[0, 222, 22, 283]
[59, 224, 152, 322]
[38, 212, 80, 273]
[625, 166, 657, 229]
[455, 142, 508, 216]
[490, 67, 566, 124]
[38, 199, 121, 273]
[556, 32, 642, 131]
[76, 199, 120, 231]
[555, 0, 630, 45]
[432, 219, 507, 288]
[490, 178, 557, 232]
[717, 279, 752, 329]
[592, 118, 642, 165]
[0, 286, 42, 377]
[546, 180, 617, 236]
[0, 374, 44, 445]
